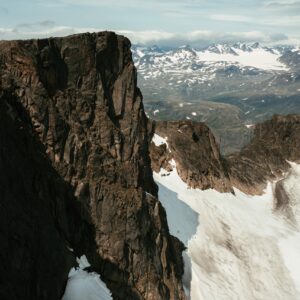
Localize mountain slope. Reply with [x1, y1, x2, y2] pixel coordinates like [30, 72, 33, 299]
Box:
[0, 32, 186, 300]
[149, 120, 232, 192]
[228, 115, 300, 194]
[150, 114, 300, 194]
[155, 161, 300, 300]
[150, 115, 300, 299]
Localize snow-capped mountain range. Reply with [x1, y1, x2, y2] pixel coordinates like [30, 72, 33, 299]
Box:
[132, 42, 300, 154]
[133, 42, 294, 85]
[133, 42, 296, 69]
[132, 42, 300, 103]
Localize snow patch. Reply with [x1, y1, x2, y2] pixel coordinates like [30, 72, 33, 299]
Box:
[152, 133, 169, 148]
[62, 255, 112, 300]
[76, 255, 90, 269]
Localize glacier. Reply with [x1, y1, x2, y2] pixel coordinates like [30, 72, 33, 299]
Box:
[154, 140, 300, 300]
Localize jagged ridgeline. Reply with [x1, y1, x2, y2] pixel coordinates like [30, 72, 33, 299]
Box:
[0, 32, 186, 300]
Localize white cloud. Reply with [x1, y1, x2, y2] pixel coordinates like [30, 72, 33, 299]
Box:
[0, 28, 15, 35]
[210, 12, 300, 27]
[0, 25, 299, 47]
[42, 0, 190, 9]
[262, 0, 300, 16]
[3, 0, 299, 41]
[264, 0, 300, 6]
[210, 14, 253, 23]
[0, 26, 92, 40]
[260, 15, 300, 26]
[183, 30, 297, 46]
[117, 30, 176, 44]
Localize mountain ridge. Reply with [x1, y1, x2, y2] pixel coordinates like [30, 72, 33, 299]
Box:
[149, 115, 300, 195]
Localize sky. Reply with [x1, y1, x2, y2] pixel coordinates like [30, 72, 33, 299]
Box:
[0, 0, 300, 46]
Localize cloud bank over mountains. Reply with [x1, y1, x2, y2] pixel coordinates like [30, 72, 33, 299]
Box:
[0, 0, 300, 46]
[0, 24, 299, 47]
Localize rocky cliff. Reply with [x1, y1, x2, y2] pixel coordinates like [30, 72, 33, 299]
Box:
[0, 32, 186, 300]
[227, 115, 300, 194]
[149, 120, 232, 193]
[149, 116, 300, 195]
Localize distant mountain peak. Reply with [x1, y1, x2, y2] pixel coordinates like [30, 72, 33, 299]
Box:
[251, 42, 261, 48]
[204, 43, 238, 55]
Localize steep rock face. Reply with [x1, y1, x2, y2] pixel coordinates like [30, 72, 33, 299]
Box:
[227, 115, 300, 194]
[150, 120, 232, 193]
[0, 32, 186, 299]
[0, 91, 99, 300]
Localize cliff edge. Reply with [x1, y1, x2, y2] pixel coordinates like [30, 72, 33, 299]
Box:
[0, 32, 186, 300]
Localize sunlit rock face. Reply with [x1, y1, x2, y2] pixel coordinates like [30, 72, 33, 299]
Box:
[149, 120, 232, 193]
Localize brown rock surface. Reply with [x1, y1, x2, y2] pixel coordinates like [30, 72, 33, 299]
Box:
[149, 116, 300, 196]
[0, 32, 186, 300]
[227, 115, 300, 194]
[0, 92, 82, 300]
[150, 120, 233, 193]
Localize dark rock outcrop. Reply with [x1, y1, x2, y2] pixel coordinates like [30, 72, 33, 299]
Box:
[279, 48, 300, 72]
[0, 32, 186, 300]
[150, 120, 232, 193]
[227, 115, 300, 194]
[0, 93, 79, 300]
[149, 116, 300, 196]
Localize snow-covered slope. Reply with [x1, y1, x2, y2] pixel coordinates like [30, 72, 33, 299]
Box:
[278, 162, 300, 291]
[153, 135, 300, 300]
[62, 256, 112, 300]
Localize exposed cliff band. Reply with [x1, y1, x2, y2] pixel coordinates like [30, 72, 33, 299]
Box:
[0, 32, 186, 300]
[149, 115, 300, 195]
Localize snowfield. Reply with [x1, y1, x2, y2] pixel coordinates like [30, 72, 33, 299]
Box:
[197, 47, 286, 71]
[278, 163, 300, 295]
[153, 136, 300, 300]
